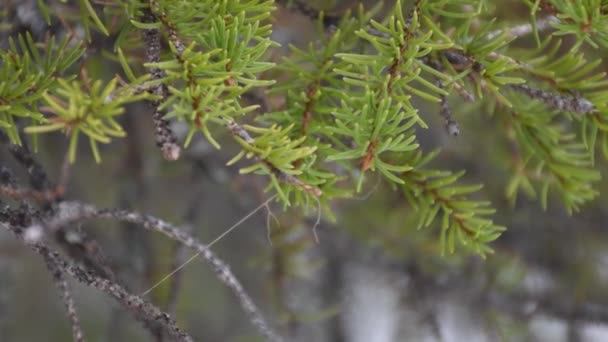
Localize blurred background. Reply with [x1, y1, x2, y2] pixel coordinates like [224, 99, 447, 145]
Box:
[2, 0, 608, 341]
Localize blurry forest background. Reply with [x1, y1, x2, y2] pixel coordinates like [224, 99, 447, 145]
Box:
[2, 0, 608, 341]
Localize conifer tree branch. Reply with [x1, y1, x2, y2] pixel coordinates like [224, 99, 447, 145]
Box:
[359, 1, 421, 172]
[501, 104, 599, 212]
[283, 1, 598, 121]
[435, 48, 599, 118]
[3, 0, 608, 339]
[225, 118, 322, 197]
[140, 4, 181, 161]
[146, 2, 321, 199]
[385, 1, 421, 93]
[404, 172, 476, 237]
[22, 200, 284, 342]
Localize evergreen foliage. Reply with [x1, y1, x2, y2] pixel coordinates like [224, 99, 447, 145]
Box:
[2, 0, 608, 258]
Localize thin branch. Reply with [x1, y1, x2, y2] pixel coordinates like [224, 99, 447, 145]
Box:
[149, 0, 186, 56]
[433, 49, 598, 117]
[1, 134, 51, 192]
[0, 132, 64, 202]
[140, 5, 181, 161]
[428, 58, 461, 136]
[140, 194, 277, 298]
[0, 164, 175, 341]
[225, 118, 322, 197]
[509, 83, 596, 115]
[0, 138, 117, 282]
[439, 92, 460, 136]
[486, 15, 559, 40]
[42, 253, 85, 342]
[24, 200, 284, 342]
[1, 222, 193, 342]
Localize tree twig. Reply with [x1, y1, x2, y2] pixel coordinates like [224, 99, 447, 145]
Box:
[24, 200, 284, 342]
[225, 118, 322, 197]
[140, 5, 181, 161]
[1, 222, 193, 342]
[42, 252, 85, 342]
[509, 83, 596, 115]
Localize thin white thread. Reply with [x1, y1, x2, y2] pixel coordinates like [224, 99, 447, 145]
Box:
[352, 172, 382, 201]
[311, 195, 322, 243]
[140, 194, 278, 297]
[265, 202, 279, 246]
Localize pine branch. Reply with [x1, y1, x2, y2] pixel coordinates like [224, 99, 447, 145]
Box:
[287, 1, 597, 121]
[533, 0, 608, 48]
[358, 1, 421, 172]
[401, 169, 504, 256]
[146, 2, 320, 200]
[226, 118, 322, 197]
[433, 48, 599, 118]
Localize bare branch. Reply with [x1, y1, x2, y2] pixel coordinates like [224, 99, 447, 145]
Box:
[509, 83, 596, 115]
[42, 253, 85, 342]
[1, 222, 193, 342]
[486, 15, 559, 40]
[427, 59, 461, 136]
[24, 201, 284, 342]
